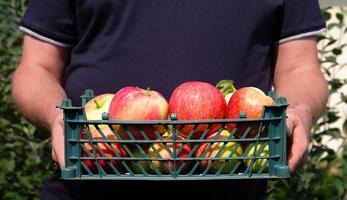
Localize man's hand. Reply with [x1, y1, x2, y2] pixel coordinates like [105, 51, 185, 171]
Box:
[274, 37, 328, 173]
[51, 111, 65, 169]
[286, 106, 312, 173]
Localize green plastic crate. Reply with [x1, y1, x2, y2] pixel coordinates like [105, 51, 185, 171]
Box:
[60, 89, 290, 180]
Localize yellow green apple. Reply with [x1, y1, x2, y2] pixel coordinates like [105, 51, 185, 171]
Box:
[244, 142, 269, 172]
[84, 93, 114, 138]
[129, 147, 151, 174]
[195, 130, 243, 173]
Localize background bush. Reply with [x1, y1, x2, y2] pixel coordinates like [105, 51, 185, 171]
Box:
[267, 7, 347, 200]
[0, 1, 54, 200]
[0, 1, 346, 200]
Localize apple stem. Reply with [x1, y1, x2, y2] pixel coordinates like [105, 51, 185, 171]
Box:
[146, 87, 151, 96]
[94, 99, 101, 109]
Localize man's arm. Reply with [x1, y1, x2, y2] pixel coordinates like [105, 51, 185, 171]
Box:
[274, 37, 328, 172]
[12, 35, 69, 168]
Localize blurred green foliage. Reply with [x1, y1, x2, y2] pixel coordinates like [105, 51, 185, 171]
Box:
[267, 7, 347, 200]
[0, 1, 54, 200]
[0, 1, 347, 200]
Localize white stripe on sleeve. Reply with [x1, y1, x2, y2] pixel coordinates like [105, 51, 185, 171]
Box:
[279, 28, 327, 44]
[19, 26, 72, 47]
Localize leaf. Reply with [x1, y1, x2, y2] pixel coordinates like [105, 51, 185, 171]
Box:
[340, 93, 347, 103]
[329, 79, 344, 91]
[0, 159, 15, 172]
[343, 119, 347, 135]
[339, 44, 347, 49]
[326, 39, 337, 47]
[323, 11, 331, 21]
[302, 172, 317, 181]
[336, 13, 344, 23]
[316, 35, 328, 42]
[215, 79, 237, 96]
[18, 176, 33, 190]
[0, 118, 11, 126]
[332, 48, 342, 55]
[328, 128, 344, 139]
[326, 111, 340, 123]
[3, 191, 26, 200]
[323, 68, 331, 76]
[310, 148, 325, 158]
[334, 180, 345, 198]
[325, 56, 336, 62]
[327, 23, 339, 30]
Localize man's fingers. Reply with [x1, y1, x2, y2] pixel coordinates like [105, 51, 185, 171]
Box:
[51, 113, 65, 169]
[286, 117, 294, 138]
[287, 119, 309, 173]
[52, 150, 57, 163]
[52, 148, 64, 169]
[52, 131, 65, 169]
[56, 148, 65, 169]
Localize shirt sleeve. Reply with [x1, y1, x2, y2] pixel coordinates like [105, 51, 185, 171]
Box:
[19, 0, 76, 47]
[278, 0, 326, 43]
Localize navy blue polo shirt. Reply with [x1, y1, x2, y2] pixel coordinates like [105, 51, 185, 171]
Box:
[20, 0, 325, 104]
[20, 0, 325, 199]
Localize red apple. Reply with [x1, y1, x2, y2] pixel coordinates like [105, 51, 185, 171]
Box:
[225, 87, 274, 138]
[169, 81, 226, 139]
[108, 86, 168, 140]
[82, 140, 127, 172]
[84, 93, 114, 138]
[195, 130, 243, 173]
[148, 135, 191, 174]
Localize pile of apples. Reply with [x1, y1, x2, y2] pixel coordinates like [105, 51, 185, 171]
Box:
[81, 80, 274, 174]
